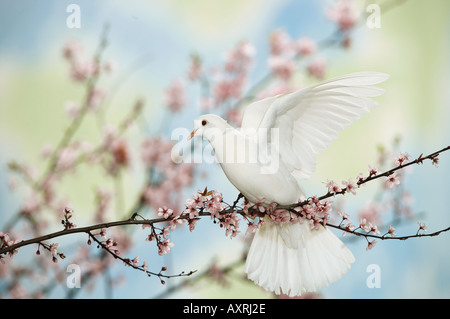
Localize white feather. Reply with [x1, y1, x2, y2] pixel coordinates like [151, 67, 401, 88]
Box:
[245, 219, 355, 296]
[241, 71, 390, 179]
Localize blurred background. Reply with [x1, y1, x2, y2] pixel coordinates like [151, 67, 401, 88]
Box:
[0, 0, 449, 298]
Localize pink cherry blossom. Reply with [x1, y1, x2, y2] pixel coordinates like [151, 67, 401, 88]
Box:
[325, 180, 342, 196]
[183, 206, 199, 220]
[22, 192, 40, 215]
[342, 178, 358, 195]
[208, 261, 228, 286]
[141, 136, 173, 166]
[157, 206, 173, 219]
[226, 108, 243, 126]
[169, 216, 185, 231]
[213, 77, 244, 104]
[199, 96, 215, 111]
[164, 79, 186, 113]
[358, 201, 383, 224]
[56, 146, 77, 171]
[295, 37, 317, 56]
[359, 218, 370, 232]
[87, 87, 106, 110]
[161, 227, 170, 239]
[417, 221, 427, 233]
[431, 157, 439, 167]
[307, 57, 326, 79]
[224, 40, 255, 73]
[395, 152, 410, 166]
[146, 233, 156, 242]
[206, 198, 225, 219]
[103, 60, 116, 73]
[99, 229, 107, 238]
[385, 174, 401, 189]
[49, 243, 59, 257]
[245, 222, 260, 235]
[368, 164, 378, 176]
[64, 101, 80, 119]
[110, 138, 130, 168]
[356, 173, 365, 184]
[62, 39, 82, 60]
[188, 218, 200, 232]
[269, 29, 292, 56]
[268, 56, 296, 81]
[131, 256, 139, 267]
[366, 239, 376, 251]
[70, 60, 98, 82]
[388, 225, 396, 237]
[368, 222, 380, 235]
[158, 239, 174, 255]
[185, 192, 207, 209]
[326, 0, 360, 31]
[338, 211, 352, 224]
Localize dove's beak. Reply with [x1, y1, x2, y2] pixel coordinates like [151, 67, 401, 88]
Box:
[187, 129, 198, 141]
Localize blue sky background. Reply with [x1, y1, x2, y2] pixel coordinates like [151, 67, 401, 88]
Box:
[0, 0, 449, 299]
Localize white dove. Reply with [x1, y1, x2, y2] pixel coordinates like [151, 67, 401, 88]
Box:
[188, 72, 389, 296]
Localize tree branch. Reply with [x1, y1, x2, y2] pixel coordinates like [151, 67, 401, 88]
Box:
[2, 145, 449, 261]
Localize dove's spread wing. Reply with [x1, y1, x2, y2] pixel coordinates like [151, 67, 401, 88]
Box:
[240, 72, 389, 179]
[239, 95, 278, 136]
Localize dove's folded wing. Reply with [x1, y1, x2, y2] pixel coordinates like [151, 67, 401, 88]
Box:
[240, 72, 389, 179]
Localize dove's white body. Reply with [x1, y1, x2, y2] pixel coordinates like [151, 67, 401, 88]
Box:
[211, 127, 303, 205]
[190, 72, 389, 296]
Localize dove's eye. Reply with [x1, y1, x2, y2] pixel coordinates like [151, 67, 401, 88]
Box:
[201, 120, 207, 126]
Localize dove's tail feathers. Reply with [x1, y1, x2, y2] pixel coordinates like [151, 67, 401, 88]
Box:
[244, 220, 355, 297]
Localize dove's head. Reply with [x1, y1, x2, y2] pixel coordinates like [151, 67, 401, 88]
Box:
[188, 114, 230, 142]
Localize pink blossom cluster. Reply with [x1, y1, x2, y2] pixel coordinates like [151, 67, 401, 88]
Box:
[394, 152, 410, 166]
[62, 39, 112, 113]
[0, 232, 19, 259]
[19, 126, 137, 221]
[146, 189, 238, 258]
[48, 243, 65, 263]
[181, 189, 240, 238]
[109, 138, 130, 171]
[213, 41, 255, 106]
[325, 177, 359, 197]
[143, 207, 180, 256]
[63, 39, 114, 83]
[164, 79, 186, 113]
[141, 136, 195, 212]
[417, 221, 427, 234]
[61, 207, 76, 230]
[242, 196, 333, 232]
[306, 57, 327, 80]
[267, 28, 325, 81]
[96, 228, 120, 255]
[385, 174, 401, 189]
[326, 0, 360, 31]
[208, 260, 229, 287]
[268, 29, 296, 81]
[144, 212, 177, 256]
[169, 40, 255, 120]
[335, 214, 385, 250]
[54, 141, 93, 172]
[295, 197, 333, 230]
